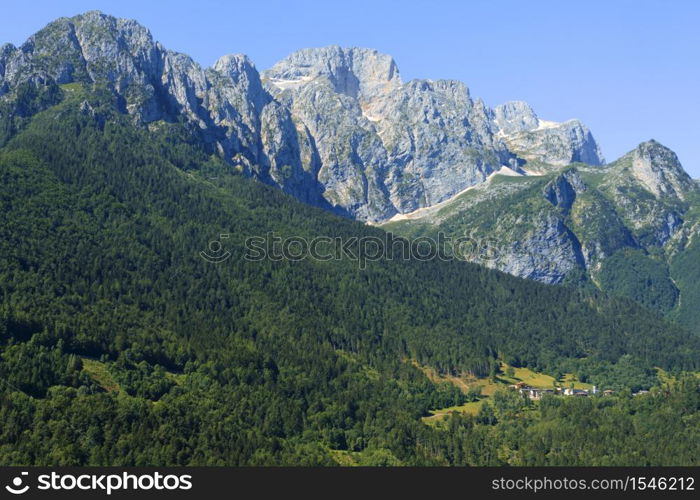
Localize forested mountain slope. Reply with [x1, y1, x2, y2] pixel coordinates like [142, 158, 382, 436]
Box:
[384, 143, 700, 334]
[6, 11, 697, 338]
[0, 75, 698, 465]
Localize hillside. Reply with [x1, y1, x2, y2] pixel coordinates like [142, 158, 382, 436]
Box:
[4, 12, 696, 337]
[0, 72, 698, 465]
[384, 145, 700, 334]
[0, 11, 698, 466]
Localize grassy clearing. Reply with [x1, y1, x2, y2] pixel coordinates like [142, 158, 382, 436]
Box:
[561, 373, 594, 390]
[83, 357, 190, 395]
[329, 450, 359, 466]
[414, 360, 593, 425]
[81, 357, 121, 393]
[422, 401, 484, 424]
[498, 365, 592, 390]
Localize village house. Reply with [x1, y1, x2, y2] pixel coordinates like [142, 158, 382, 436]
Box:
[513, 383, 599, 400]
[515, 385, 556, 400]
[563, 388, 590, 397]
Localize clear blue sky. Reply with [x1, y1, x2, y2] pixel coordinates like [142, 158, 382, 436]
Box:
[3, 0, 699, 176]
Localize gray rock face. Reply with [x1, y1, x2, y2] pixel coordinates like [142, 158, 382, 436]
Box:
[202, 56, 326, 205]
[466, 171, 591, 284]
[2, 12, 607, 222]
[387, 139, 696, 290]
[264, 45, 401, 104]
[265, 47, 516, 220]
[263, 48, 605, 220]
[0, 43, 16, 95]
[485, 211, 585, 284]
[492, 100, 540, 135]
[377, 81, 511, 213]
[0, 11, 327, 206]
[265, 50, 395, 219]
[598, 140, 698, 247]
[493, 101, 605, 167]
[483, 140, 697, 301]
[8, 12, 165, 120]
[543, 169, 587, 213]
[627, 140, 696, 200]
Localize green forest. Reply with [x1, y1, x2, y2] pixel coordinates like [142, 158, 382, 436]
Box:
[0, 81, 698, 465]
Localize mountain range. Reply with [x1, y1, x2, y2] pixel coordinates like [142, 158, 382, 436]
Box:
[0, 11, 699, 466]
[5, 10, 694, 335]
[2, 9, 697, 332]
[0, 10, 604, 223]
[385, 140, 700, 333]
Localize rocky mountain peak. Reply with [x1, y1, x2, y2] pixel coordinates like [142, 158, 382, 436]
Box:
[213, 54, 257, 77]
[490, 98, 605, 168]
[493, 100, 539, 134]
[260, 46, 518, 220]
[73, 10, 153, 41]
[264, 46, 401, 102]
[496, 115, 605, 167]
[27, 10, 159, 81]
[210, 54, 268, 112]
[626, 140, 695, 199]
[4, 10, 166, 121]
